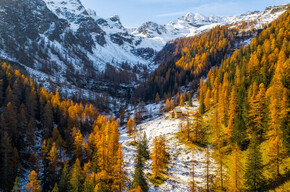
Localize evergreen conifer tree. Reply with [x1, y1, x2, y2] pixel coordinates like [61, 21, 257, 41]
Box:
[59, 163, 70, 192]
[52, 183, 59, 192]
[69, 158, 82, 192]
[140, 132, 149, 160]
[11, 177, 21, 192]
[244, 139, 264, 191]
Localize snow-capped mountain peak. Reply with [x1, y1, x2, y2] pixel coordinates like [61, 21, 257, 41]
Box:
[183, 12, 208, 24]
[108, 15, 124, 29]
[133, 21, 168, 38]
[110, 15, 121, 23]
[43, 0, 87, 20]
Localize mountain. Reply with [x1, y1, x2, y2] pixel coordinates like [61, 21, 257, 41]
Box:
[132, 4, 290, 102]
[0, 0, 288, 98]
[133, 4, 289, 40]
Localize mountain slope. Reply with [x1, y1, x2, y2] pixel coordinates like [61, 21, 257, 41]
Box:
[121, 100, 216, 191]
[196, 10, 290, 191]
[0, 0, 288, 99]
[132, 4, 289, 102]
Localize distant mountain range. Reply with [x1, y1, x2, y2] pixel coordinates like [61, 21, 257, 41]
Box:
[0, 0, 288, 95]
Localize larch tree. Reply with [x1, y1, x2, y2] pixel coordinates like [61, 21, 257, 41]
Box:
[186, 115, 192, 141]
[164, 99, 171, 112]
[155, 92, 160, 103]
[11, 147, 20, 179]
[112, 144, 126, 192]
[42, 102, 54, 138]
[247, 83, 266, 141]
[27, 117, 36, 147]
[280, 88, 290, 153]
[205, 146, 212, 192]
[151, 137, 160, 178]
[204, 89, 211, 112]
[213, 118, 225, 191]
[199, 84, 205, 114]
[5, 102, 18, 143]
[193, 112, 205, 144]
[179, 96, 184, 107]
[48, 142, 59, 168]
[73, 129, 84, 159]
[126, 118, 135, 136]
[151, 136, 167, 178]
[190, 161, 196, 192]
[267, 98, 285, 177]
[227, 144, 244, 192]
[217, 84, 226, 125]
[26, 170, 41, 192]
[0, 131, 13, 191]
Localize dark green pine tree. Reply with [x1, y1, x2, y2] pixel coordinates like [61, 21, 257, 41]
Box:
[140, 132, 150, 160]
[11, 176, 21, 192]
[233, 84, 248, 150]
[97, 182, 106, 192]
[244, 138, 265, 191]
[69, 158, 82, 192]
[59, 163, 70, 192]
[132, 141, 148, 192]
[52, 183, 59, 192]
[199, 95, 205, 114]
[188, 94, 192, 107]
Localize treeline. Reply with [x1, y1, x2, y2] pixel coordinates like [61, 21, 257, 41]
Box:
[132, 25, 239, 102]
[0, 63, 127, 191]
[198, 11, 289, 191]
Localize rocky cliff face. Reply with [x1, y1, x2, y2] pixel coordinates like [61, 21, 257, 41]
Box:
[0, 0, 158, 96]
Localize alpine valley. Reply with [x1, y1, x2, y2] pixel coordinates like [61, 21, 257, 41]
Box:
[0, 0, 289, 192]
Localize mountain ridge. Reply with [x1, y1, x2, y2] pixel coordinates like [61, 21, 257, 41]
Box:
[0, 0, 288, 98]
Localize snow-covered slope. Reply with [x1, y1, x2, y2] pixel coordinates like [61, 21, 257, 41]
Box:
[120, 101, 216, 191]
[0, 0, 159, 95]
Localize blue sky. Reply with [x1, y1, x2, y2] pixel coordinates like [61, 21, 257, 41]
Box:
[81, 0, 289, 28]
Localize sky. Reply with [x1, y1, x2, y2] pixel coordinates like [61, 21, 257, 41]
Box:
[81, 0, 289, 28]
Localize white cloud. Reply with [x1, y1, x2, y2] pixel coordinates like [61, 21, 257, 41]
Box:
[156, 10, 188, 17]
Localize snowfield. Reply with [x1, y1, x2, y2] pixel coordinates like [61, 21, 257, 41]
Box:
[120, 101, 216, 191]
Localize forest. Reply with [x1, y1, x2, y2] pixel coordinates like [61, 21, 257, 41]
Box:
[178, 10, 290, 191]
[132, 25, 254, 102]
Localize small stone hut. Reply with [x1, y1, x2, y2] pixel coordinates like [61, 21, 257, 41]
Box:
[169, 107, 183, 119]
